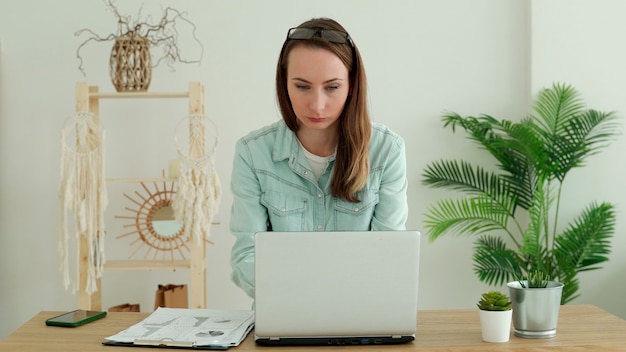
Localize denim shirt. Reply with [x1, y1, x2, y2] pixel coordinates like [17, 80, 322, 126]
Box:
[229, 120, 408, 298]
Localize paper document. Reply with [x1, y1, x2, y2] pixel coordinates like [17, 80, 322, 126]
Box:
[103, 308, 255, 349]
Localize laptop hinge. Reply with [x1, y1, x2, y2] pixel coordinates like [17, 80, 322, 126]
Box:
[392, 335, 402, 339]
[269, 337, 280, 341]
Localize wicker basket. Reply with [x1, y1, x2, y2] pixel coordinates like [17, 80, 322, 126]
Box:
[109, 35, 152, 92]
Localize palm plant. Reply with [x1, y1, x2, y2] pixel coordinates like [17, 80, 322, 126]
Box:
[422, 83, 619, 304]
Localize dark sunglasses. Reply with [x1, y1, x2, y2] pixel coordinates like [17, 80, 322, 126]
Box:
[286, 27, 354, 47]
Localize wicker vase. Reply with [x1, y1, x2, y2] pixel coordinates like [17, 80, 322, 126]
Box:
[109, 35, 152, 92]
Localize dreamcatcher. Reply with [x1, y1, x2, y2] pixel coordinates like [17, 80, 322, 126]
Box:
[58, 111, 107, 294]
[172, 114, 221, 244]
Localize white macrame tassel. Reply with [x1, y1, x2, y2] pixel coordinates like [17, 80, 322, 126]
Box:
[58, 111, 107, 294]
[172, 114, 221, 244]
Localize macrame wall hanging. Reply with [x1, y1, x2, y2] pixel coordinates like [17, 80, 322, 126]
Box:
[57, 110, 219, 292]
[172, 114, 221, 244]
[58, 111, 107, 294]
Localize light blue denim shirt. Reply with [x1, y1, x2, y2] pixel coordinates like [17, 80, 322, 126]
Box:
[229, 120, 408, 298]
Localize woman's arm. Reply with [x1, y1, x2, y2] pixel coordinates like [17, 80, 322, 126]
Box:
[229, 140, 268, 299]
[371, 135, 408, 230]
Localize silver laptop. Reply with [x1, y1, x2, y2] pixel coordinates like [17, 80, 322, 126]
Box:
[254, 230, 420, 346]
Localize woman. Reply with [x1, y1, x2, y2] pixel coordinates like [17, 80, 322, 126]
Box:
[229, 18, 408, 299]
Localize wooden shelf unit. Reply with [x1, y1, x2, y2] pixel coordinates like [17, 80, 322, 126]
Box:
[104, 260, 192, 271]
[75, 81, 208, 311]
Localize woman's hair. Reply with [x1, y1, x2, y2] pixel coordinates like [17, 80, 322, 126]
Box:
[276, 18, 371, 202]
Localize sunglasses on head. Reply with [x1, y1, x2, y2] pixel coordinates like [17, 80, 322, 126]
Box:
[286, 27, 354, 47]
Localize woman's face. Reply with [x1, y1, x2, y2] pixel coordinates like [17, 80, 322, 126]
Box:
[286, 45, 350, 134]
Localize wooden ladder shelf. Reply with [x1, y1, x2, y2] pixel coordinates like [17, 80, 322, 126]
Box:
[74, 81, 208, 311]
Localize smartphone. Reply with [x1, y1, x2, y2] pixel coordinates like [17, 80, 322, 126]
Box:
[45, 309, 107, 327]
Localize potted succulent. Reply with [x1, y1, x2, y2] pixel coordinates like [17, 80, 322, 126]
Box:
[477, 290, 512, 343]
[421, 82, 619, 305]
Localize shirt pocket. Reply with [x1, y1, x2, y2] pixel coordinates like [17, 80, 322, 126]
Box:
[261, 191, 308, 231]
[332, 190, 379, 230]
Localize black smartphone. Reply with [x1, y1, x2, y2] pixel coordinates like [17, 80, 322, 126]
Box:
[45, 309, 107, 327]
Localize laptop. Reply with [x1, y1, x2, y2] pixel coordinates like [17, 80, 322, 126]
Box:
[253, 230, 420, 346]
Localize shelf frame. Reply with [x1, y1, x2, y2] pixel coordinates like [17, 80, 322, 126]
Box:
[74, 81, 208, 311]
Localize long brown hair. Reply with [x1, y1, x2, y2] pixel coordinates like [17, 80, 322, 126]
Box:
[276, 18, 371, 202]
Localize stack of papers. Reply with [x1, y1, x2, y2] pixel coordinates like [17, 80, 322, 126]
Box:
[103, 308, 255, 350]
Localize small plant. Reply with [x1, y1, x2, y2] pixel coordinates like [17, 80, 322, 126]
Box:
[519, 270, 549, 288]
[477, 291, 512, 311]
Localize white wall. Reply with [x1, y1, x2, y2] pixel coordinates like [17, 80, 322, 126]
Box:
[0, 0, 623, 340]
[531, 0, 626, 321]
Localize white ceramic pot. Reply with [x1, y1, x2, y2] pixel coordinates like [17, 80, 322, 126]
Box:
[479, 309, 512, 343]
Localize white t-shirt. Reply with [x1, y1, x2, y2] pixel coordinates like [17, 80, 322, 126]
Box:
[298, 140, 335, 181]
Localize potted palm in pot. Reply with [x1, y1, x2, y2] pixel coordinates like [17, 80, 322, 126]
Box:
[421, 83, 619, 311]
[477, 290, 512, 343]
[507, 271, 564, 338]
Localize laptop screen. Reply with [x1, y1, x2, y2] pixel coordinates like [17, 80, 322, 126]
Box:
[254, 230, 420, 345]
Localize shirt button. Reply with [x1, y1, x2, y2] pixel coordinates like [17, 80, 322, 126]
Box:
[317, 224, 323, 229]
[354, 208, 359, 212]
[280, 208, 286, 212]
[317, 194, 322, 198]
[303, 170, 308, 175]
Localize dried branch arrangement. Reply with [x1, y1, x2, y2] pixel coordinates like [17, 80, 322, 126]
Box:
[75, 0, 204, 91]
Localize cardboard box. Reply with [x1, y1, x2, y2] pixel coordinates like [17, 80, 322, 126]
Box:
[154, 284, 188, 310]
[108, 303, 140, 312]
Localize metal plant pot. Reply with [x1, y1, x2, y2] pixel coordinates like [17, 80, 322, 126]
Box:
[507, 280, 564, 338]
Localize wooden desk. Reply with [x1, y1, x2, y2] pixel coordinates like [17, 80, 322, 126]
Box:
[1, 305, 625, 351]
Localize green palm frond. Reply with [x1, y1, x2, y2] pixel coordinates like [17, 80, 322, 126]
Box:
[519, 180, 551, 274]
[473, 235, 523, 285]
[443, 113, 518, 169]
[443, 113, 525, 172]
[421, 160, 494, 193]
[443, 112, 499, 141]
[421, 160, 516, 207]
[554, 202, 615, 273]
[533, 82, 585, 135]
[558, 272, 580, 304]
[424, 196, 512, 241]
[491, 120, 546, 209]
[492, 118, 548, 175]
[532, 83, 620, 183]
[520, 270, 550, 288]
[578, 109, 621, 150]
[548, 109, 619, 182]
[440, 113, 545, 210]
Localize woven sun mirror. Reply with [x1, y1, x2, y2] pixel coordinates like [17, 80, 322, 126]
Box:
[115, 114, 220, 261]
[114, 171, 212, 262]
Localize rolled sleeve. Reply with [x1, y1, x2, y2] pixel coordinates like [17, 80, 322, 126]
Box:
[229, 140, 269, 298]
[371, 134, 408, 230]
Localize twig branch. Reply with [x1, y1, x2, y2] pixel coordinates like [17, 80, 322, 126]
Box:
[74, 0, 203, 77]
